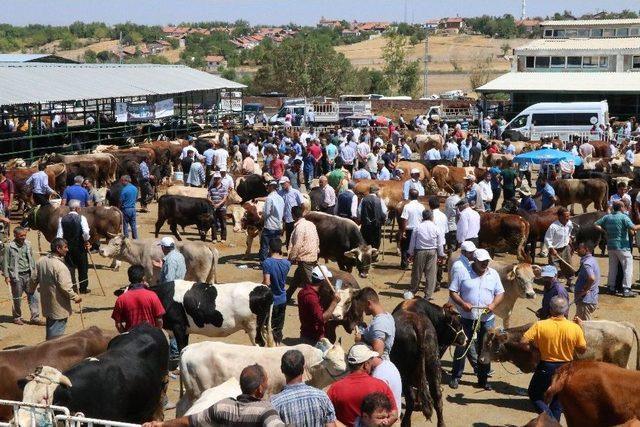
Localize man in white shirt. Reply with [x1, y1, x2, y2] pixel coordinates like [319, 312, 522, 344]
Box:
[356, 140, 370, 170]
[219, 166, 234, 192]
[366, 147, 380, 179]
[352, 165, 371, 180]
[456, 199, 480, 246]
[424, 147, 441, 161]
[318, 175, 336, 213]
[400, 139, 412, 160]
[429, 196, 448, 290]
[478, 173, 494, 212]
[408, 209, 445, 299]
[179, 140, 199, 160]
[377, 160, 391, 181]
[213, 144, 229, 171]
[444, 184, 465, 252]
[402, 169, 425, 200]
[203, 143, 216, 181]
[625, 143, 635, 171]
[399, 189, 425, 269]
[544, 207, 574, 290]
[247, 141, 259, 161]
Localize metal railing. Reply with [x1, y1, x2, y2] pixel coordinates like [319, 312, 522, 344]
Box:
[55, 413, 141, 427]
[0, 399, 70, 427]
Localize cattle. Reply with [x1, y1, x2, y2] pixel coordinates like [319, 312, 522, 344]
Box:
[0, 327, 112, 422]
[523, 413, 562, 427]
[147, 280, 275, 351]
[552, 178, 609, 213]
[491, 260, 539, 328]
[99, 235, 218, 284]
[319, 269, 363, 343]
[239, 200, 265, 254]
[353, 179, 439, 217]
[178, 377, 242, 417]
[571, 211, 607, 255]
[235, 174, 268, 202]
[414, 134, 444, 158]
[431, 165, 487, 193]
[7, 163, 67, 210]
[155, 195, 215, 241]
[305, 211, 378, 278]
[15, 324, 168, 425]
[508, 207, 561, 263]
[178, 338, 347, 411]
[22, 204, 123, 246]
[480, 320, 640, 373]
[587, 140, 611, 158]
[482, 153, 513, 167]
[41, 153, 117, 187]
[396, 161, 431, 181]
[308, 186, 325, 211]
[544, 361, 640, 427]
[479, 212, 531, 262]
[166, 185, 209, 199]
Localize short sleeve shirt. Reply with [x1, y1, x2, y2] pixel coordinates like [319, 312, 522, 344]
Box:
[575, 254, 600, 305]
[523, 318, 587, 362]
[363, 312, 396, 360]
[449, 267, 504, 321]
[500, 168, 517, 191]
[595, 212, 634, 250]
[262, 258, 291, 306]
[111, 287, 165, 331]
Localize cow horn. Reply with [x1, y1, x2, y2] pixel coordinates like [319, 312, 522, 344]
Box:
[59, 374, 72, 388]
[106, 232, 117, 238]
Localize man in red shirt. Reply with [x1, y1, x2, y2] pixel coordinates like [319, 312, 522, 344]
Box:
[0, 167, 14, 215]
[328, 344, 398, 427]
[271, 152, 285, 180]
[112, 264, 165, 333]
[307, 140, 322, 177]
[297, 265, 339, 344]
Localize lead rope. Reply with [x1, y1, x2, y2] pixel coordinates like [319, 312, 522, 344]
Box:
[453, 308, 489, 361]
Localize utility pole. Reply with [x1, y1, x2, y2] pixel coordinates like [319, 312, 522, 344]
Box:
[403, 0, 408, 23]
[423, 31, 429, 98]
[521, 0, 526, 20]
[118, 31, 123, 64]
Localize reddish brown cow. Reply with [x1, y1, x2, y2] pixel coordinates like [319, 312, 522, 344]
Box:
[588, 140, 611, 158]
[0, 327, 113, 421]
[501, 204, 561, 262]
[552, 178, 609, 213]
[479, 212, 530, 261]
[7, 163, 67, 210]
[545, 361, 640, 427]
[42, 153, 117, 187]
[396, 161, 430, 181]
[431, 165, 486, 193]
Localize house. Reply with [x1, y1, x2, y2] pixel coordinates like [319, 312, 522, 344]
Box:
[147, 40, 171, 55]
[318, 17, 342, 28]
[442, 17, 466, 34]
[424, 19, 440, 31]
[516, 19, 542, 33]
[354, 22, 390, 33]
[162, 26, 191, 38]
[205, 55, 227, 73]
[122, 45, 149, 57]
[342, 28, 361, 37]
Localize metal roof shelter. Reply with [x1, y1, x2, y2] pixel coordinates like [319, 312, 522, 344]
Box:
[515, 37, 640, 52]
[477, 72, 640, 93]
[540, 18, 640, 27]
[0, 54, 77, 63]
[0, 62, 245, 106]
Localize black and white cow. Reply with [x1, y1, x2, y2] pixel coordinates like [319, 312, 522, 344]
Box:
[16, 324, 168, 426]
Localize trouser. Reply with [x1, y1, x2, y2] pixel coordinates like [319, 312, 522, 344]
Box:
[608, 249, 633, 291]
[503, 188, 516, 201]
[259, 229, 281, 266]
[575, 302, 597, 320]
[490, 188, 501, 212]
[272, 304, 286, 344]
[519, 170, 532, 187]
[46, 317, 68, 340]
[452, 317, 493, 384]
[122, 207, 138, 239]
[483, 201, 491, 212]
[344, 163, 354, 174]
[445, 231, 458, 253]
[284, 221, 295, 248]
[410, 249, 438, 298]
[361, 224, 381, 250]
[66, 246, 89, 292]
[140, 178, 153, 207]
[33, 193, 49, 206]
[549, 246, 573, 285]
[288, 261, 314, 302]
[304, 169, 314, 190]
[169, 338, 179, 361]
[212, 206, 227, 241]
[400, 229, 413, 268]
[205, 165, 213, 182]
[10, 272, 40, 321]
[528, 361, 566, 421]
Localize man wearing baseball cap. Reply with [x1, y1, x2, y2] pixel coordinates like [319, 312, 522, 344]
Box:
[449, 248, 504, 390]
[538, 265, 569, 320]
[327, 344, 398, 427]
[402, 168, 425, 200]
[155, 237, 186, 285]
[207, 172, 228, 242]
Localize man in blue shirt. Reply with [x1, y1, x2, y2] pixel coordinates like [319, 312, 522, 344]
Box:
[519, 187, 538, 212]
[26, 163, 55, 206]
[574, 242, 600, 320]
[277, 177, 303, 247]
[537, 265, 569, 320]
[535, 176, 556, 211]
[61, 175, 90, 207]
[262, 238, 291, 345]
[118, 175, 138, 239]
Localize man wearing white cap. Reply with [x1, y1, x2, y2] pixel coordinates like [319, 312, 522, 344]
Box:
[449, 240, 476, 290]
[219, 165, 234, 192]
[402, 168, 425, 200]
[399, 189, 425, 269]
[207, 172, 228, 242]
[297, 265, 340, 345]
[449, 248, 504, 390]
[156, 236, 186, 284]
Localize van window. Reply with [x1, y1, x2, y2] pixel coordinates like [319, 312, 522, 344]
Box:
[617, 28, 629, 37]
[509, 115, 528, 129]
[567, 57, 582, 68]
[526, 56, 535, 68]
[531, 112, 598, 127]
[577, 29, 590, 37]
[535, 57, 550, 68]
[544, 29, 553, 37]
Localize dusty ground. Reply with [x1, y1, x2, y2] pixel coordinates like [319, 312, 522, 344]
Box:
[0, 187, 637, 427]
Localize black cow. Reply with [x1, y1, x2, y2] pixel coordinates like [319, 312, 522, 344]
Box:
[236, 174, 268, 202]
[308, 186, 325, 211]
[105, 181, 124, 207]
[571, 211, 607, 255]
[155, 195, 214, 241]
[305, 211, 378, 278]
[18, 324, 168, 424]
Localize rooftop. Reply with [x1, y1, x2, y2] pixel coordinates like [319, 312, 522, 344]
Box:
[0, 63, 245, 106]
[0, 54, 77, 63]
[477, 72, 640, 93]
[515, 37, 640, 52]
[540, 18, 640, 27]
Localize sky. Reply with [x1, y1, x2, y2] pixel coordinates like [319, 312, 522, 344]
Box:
[6, 0, 640, 26]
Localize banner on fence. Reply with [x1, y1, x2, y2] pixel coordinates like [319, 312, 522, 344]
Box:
[115, 99, 174, 122]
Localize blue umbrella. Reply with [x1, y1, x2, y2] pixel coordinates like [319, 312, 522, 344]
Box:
[513, 148, 583, 166]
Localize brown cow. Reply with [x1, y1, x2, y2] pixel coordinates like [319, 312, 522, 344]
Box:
[500, 204, 561, 263]
[42, 153, 117, 187]
[588, 140, 611, 158]
[7, 163, 67, 210]
[431, 165, 486, 193]
[482, 153, 513, 167]
[479, 212, 530, 261]
[544, 361, 640, 427]
[414, 134, 444, 158]
[396, 161, 430, 181]
[552, 178, 609, 213]
[0, 327, 113, 421]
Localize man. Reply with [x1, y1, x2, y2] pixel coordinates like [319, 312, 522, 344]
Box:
[398, 189, 425, 269]
[119, 175, 138, 239]
[278, 176, 303, 247]
[519, 186, 537, 212]
[35, 238, 82, 340]
[297, 266, 340, 344]
[181, 150, 195, 179]
[3, 227, 43, 326]
[335, 181, 358, 221]
[538, 265, 569, 320]
[203, 143, 215, 181]
[242, 151, 257, 175]
[579, 140, 594, 159]
[464, 175, 483, 211]
[262, 238, 291, 346]
[399, 139, 412, 161]
[500, 161, 519, 202]
[327, 344, 397, 427]
[543, 207, 574, 290]
[353, 164, 372, 180]
[377, 159, 391, 181]
[214, 142, 229, 172]
[402, 169, 424, 200]
[284, 159, 302, 190]
[595, 201, 640, 297]
[521, 296, 587, 422]
[219, 165, 234, 192]
[260, 181, 285, 267]
[358, 185, 387, 250]
[429, 196, 448, 289]
[444, 183, 464, 252]
[503, 139, 516, 155]
[26, 163, 55, 206]
[369, 355, 402, 415]
[456, 199, 480, 246]
[187, 156, 206, 188]
[143, 364, 284, 427]
[56, 199, 91, 294]
[356, 138, 371, 170]
[535, 176, 556, 211]
[180, 138, 199, 160]
[83, 179, 101, 206]
[408, 210, 445, 299]
[318, 176, 336, 214]
[270, 350, 337, 426]
[424, 145, 441, 161]
[609, 181, 632, 211]
[478, 173, 493, 212]
[355, 287, 395, 360]
[518, 160, 533, 188]
[0, 167, 14, 214]
[156, 236, 186, 284]
[355, 393, 395, 427]
[112, 264, 165, 332]
[271, 152, 286, 180]
[574, 241, 600, 320]
[206, 172, 228, 243]
[287, 206, 319, 301]
[138, 159, 154, 212]
[449, 249, 504, 390]
[469, 139, 482, 167]
[340, 139, 356, 173]
[625, 143, 635, 171]
[61, 175, 89, 207]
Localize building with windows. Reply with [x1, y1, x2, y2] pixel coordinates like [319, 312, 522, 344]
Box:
[478, 18, 640, 118]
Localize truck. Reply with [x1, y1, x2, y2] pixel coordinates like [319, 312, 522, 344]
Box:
[269, 97, 372, 125]
[426, 101, 477, 124]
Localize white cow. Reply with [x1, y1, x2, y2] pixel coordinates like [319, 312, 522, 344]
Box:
[178, 338, 346, 411]
[177, 377, 242, 417]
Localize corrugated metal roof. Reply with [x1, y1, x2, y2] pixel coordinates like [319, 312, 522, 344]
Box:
[515, 37, 640, 52]
[540, 19, 640, 27]
[477, 72, 640, 93]
[0, 54, 54, 62]
[0, 63, 245, 106]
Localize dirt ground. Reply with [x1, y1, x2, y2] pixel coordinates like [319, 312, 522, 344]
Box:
[0, 188, 637, 427]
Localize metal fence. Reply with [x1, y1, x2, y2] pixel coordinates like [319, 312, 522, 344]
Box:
[54, 413, 140, 427]
[0, 399, 70, 427]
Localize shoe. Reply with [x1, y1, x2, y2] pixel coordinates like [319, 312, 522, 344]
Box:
[30, 318, 46, 326]
[479, 382, 493, 391]
[79, 289, 91, 294]
[622, 290, 637, 298]
[448, 378, 459, 389]
[13, 318, 25, 325]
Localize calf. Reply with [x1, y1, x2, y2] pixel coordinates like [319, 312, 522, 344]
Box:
[155, 194, 215, 241]
[16, 324, 168, 425]
[571, 211, 607, 256]
[491, 261, 540, 328]
[235, 174, 268, 202]
[552, 178, 609, 214]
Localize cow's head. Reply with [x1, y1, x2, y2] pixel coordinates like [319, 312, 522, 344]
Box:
[338, 288, 370, 333]
[14, 366, 72, 427]
[307, 338, 348, 389]
[196, 210, 215, 241]
[241, 201, 264, 230]
[344, 245, 378, 278]
[479, 327, 509, 364]
[99, 234, 126, 258]
[508, 263, 539, 299]
[227, 188, 243, 205]
[330, 289, 354, 321]
[440, 303, 466, 347]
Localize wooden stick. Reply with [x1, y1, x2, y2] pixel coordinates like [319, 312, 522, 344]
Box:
[88, 250, 107, 297]
[78, 302, 86, 329]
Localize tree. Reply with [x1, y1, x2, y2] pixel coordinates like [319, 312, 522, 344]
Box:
[220, 67, 237, 80]
[381, 33, 419, 96]
[58, 34, 77, 50]
[398, 61, 420, 97]
[469, 55, 494, 92]
[500, 42, 511, 57]
[83, 49, 97, 63]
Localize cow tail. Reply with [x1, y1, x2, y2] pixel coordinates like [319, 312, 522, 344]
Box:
[266, 302, 274, 348]
[413, 319, 433, 420]
[628, 323, 640, 371]
[543, 363, 571, 404]
[205, 248, 219, 284]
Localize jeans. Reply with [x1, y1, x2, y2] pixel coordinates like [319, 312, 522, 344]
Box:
[46, 317, 68, 340]
[212, 206, 227, 241]
[452, 317, 494, 384]
[400, 229, 413, 268]
[304, 168, 314, 190]
[528, 361, 566, 421]
[490, 188, 501, 212]
[122, 207, 138, 239]
[272, 304, 286, 344]
[259, 229, 281, 265]
[169, 337, 180, 360]
[608, 249, 633, 291]
[10, 272, 40, 321]
[284, 222, 295, 248]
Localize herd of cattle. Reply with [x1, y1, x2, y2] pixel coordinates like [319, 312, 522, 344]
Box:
[2, 132, 640, 426]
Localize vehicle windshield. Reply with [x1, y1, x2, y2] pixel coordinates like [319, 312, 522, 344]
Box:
[508, 115, 528, 129]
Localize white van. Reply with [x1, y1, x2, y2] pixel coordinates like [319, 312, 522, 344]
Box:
[501, 101, 609, 141]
